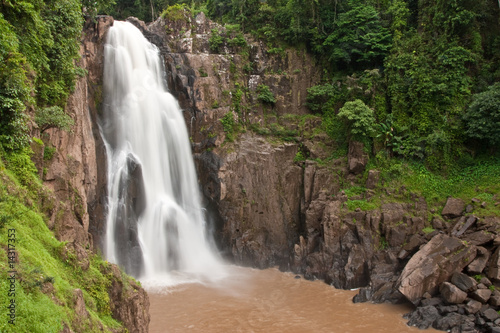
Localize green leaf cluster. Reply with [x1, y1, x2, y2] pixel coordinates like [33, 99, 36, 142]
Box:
[0, 0, 83, 150]
[35, 106, 75, 134]
[337, 100, 375, 141]
[257, 85, 276, 105]
[463, 83, 500, 146]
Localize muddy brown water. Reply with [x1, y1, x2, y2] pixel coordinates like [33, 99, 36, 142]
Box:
[146, 266, 439, 333]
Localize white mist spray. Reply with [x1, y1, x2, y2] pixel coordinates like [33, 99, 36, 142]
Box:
[101, 21, 224, 284]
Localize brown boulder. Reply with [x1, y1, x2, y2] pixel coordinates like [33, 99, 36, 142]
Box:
[396, 234, 477, 304]
[442, 197, 465, 219]
[470, 289, 492, 303]
[487, 247, 500, 281]
[464, 230, 496, 246]
[440, 282, 467, 304]
[465, 299, 482, 314]
[450, 272, 477, 293]
[489, 295, 500, 307]
[365, 169, 380, 189]
[107, 264, 150, 333]
[348, 141, 368, 175]
[467, 246, 490, 275]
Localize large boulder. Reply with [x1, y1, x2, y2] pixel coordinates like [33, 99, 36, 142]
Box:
[405, 306, 441, 329]
[347, 141, 368, 175]
[441, 197, 465, 219]
[467, 246, 490, 275]
[440, 282, 467, 304]
[396, 234, 477, 304]
[487, 247, 500, 281]
[450, 272, 477, 293]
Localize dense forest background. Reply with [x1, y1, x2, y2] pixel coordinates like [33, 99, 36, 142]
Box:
[2, 0, 500, 171]
[107, 0, 500, 168]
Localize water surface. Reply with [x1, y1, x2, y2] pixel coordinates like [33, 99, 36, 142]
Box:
[146, 266, 438, 333]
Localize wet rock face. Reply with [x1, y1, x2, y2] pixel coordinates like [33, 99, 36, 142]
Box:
[217, 134, 303, 268]
[113, 154, 146, 276]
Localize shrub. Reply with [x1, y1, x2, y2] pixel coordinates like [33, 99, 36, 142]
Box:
[161, 4, 191, 22]
[257, 85, 276, 105]
[220, 112, 236, 142]
[35, 106, 74, 133]
[463, 83, 500, 147]
[337, 99, 375, 141]
[306, 84, 335, 113]
[209, 29, 225, 53]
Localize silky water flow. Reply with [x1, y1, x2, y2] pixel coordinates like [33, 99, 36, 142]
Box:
[101, 21, 224, 285]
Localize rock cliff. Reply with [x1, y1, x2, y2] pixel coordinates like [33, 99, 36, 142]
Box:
[33, 16, 150, 333]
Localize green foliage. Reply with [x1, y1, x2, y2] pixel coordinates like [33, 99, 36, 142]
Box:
[0, 14, 31, 150]
[231, 85, 244, 114]
[422, 227, 435, 234]
[256, 85, 276, 105]
[0, 149, 128, 332]
[373, 154, 500, 210]
[0, 0, 83, 150]
[463, 83, 500, 147]
[378, 236, 389, 250]
[306, 84, 335, 114]
[220, 112, 236, 142]
[346, 199, 377, 211]
[209, 29, 225, 53]
[293, 151, 306, 163]
[82, 0, 116, 19]
[199, 67, 208, 77]
[228, 33, 247, 48]
[35, 106, 74, 133]
[337, 100, 375, 140]
[43, 146, 56, 161]
[323, 4, 391, 70]
[3, 148, 40, 189]
[161, 4, 191, 22]
[343, 186, 367, 198]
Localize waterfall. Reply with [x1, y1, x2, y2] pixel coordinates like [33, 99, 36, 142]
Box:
[101, 21, 223, 283]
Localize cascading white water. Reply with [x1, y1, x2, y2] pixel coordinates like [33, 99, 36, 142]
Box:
[101, 21, 223, 282]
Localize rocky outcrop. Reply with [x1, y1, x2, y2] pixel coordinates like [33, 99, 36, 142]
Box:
[396, 234, 477, 304]
[42, 17, 111, 251]
[138, 11, 323, 269]
[216, 134, 303, 267]
[35, 16, 150, 333]
[106, 264, 150, 333]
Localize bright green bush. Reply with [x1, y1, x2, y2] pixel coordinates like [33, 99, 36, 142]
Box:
[463, 83, 500, 147]
[209, 29, 225, 53]
[0, 0, 83, 150]
[35, 106, 74, 133]
[337, 100, 375, 141]
[257, 85, 276, 105]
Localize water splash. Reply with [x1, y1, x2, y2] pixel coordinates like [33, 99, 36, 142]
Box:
[101, 21, 224, 284]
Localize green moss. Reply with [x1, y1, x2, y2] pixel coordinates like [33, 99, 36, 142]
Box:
[422, 227, 435, 234]
[346, 199, 377, 211]
[0, 151, 129, 332]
